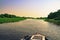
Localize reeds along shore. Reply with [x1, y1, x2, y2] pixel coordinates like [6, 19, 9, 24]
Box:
[0, 18, 26, 23]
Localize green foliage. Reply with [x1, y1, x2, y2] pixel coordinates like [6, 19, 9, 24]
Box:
[48, 10, 60, 19]
[0, 18, 26, 23]
[45, 19, 60, 25]
[0, 13, 17, 18]
[0, 13, 27, 23]
[45, 9, 60, 25]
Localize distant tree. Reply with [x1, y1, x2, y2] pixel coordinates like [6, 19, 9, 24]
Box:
[0, 13, 17, 18]
[47, 9, 60, 19]
[3, 13, 9, 18]
[47, 12, 56, 19]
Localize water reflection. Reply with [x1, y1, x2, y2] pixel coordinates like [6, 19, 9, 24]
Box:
[0, 19, 60, 40]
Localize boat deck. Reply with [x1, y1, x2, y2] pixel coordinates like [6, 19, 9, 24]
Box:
[30, 34, 45, 40]
[21, 33, 48, 40]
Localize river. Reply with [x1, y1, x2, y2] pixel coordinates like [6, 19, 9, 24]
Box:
[0, 19, 60, 40]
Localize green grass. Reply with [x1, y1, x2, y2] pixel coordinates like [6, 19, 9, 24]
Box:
[0, 18, 26, 23]
[45, 19, 60, 25]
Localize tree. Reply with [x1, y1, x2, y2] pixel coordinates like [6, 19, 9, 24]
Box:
[47, 9, 60, 19]
[0, 13, 17, 18]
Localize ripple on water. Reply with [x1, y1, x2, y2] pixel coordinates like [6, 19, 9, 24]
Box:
[0, 19, 60, 40]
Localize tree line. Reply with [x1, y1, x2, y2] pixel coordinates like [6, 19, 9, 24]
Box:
[0, 13, 19, 18]
[0, 13, 35, 19]
[47, 10, 60, 20]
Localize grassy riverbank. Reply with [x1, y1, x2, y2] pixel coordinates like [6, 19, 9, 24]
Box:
[36, 17, 60, 25]
[43, 10, 60, 25]
[45, 19, 60, 25]
[0, 18, 26, 23]
[0, 13, 27, 23]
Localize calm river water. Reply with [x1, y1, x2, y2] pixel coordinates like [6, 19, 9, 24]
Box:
[0, 19, 60, 40]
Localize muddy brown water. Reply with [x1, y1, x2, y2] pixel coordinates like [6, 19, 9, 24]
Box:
[0, 19, 60, 40]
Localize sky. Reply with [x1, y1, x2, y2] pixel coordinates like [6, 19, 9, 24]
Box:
[0, 0, 60, 17]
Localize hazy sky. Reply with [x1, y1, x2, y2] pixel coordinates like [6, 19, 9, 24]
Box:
[0, 0, 60, 17]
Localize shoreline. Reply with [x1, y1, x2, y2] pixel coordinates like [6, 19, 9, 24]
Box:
[0, 18, 26, 24]
[44, 19, 60, 25]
